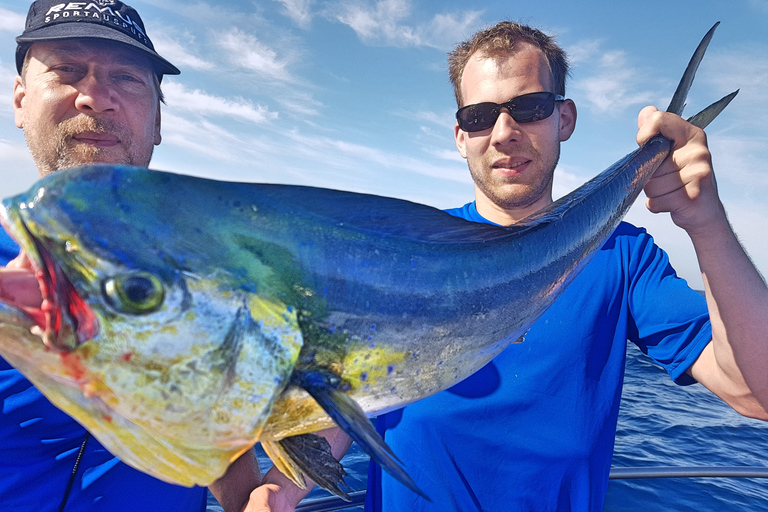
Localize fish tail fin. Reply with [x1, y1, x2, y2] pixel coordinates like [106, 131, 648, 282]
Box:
[292, 368, 432, 501]
[686, 90, 739, 130]
[665, 22, 738, 130]
[667, 22, 719, 116]
[262, 435, 352, 501]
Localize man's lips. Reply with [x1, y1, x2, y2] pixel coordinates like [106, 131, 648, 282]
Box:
[493, 158, 531, 175]
[72, 132, 120, 147]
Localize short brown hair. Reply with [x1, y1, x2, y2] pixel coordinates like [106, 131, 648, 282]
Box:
[448, 21, 570, 107]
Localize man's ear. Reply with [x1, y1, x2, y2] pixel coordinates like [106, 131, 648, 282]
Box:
[13, 76, 26, 129]
[454, 123, 468, 159]
[154, 102, 162, 145]
[558, 99, 577, 142]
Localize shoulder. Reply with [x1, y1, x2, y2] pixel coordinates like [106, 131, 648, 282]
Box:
[0, 228, 19, 265]
[601, 221, 660, 262]
[444, 201, 498, 226]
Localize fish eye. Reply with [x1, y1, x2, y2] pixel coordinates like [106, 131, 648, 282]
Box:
[103, 272, 165, 315]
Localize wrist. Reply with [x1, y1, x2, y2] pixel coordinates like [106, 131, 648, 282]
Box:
[261, 467, 312, 507]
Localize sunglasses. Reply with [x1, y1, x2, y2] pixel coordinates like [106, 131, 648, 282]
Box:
[456, 92, 566, 132]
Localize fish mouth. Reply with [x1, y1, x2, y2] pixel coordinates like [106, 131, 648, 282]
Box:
[0, 205, 99, 352]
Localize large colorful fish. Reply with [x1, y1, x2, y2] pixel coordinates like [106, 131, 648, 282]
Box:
[0, 24, 735, 499]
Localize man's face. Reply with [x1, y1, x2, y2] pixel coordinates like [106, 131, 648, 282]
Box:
[454, 44, 575, 224]
[13, 39, 162, 176]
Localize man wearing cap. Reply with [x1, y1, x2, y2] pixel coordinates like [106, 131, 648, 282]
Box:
[0, 1, 261, 510]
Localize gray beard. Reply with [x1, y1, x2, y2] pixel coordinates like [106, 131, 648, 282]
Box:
[25, 116, 150, 177]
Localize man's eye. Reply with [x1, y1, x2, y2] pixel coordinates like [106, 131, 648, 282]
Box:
[50, 66, 84, 83]
[53, 65, 79, 74]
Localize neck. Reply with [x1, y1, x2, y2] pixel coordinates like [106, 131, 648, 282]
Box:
[475, 195, 553, 226]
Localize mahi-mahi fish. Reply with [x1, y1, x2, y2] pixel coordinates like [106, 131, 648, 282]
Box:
[0, 23, 736, 499]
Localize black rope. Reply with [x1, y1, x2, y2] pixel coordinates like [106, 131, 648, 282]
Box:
[58, 432, 90, 512]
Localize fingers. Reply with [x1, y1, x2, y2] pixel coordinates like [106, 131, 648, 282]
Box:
[6, 251, 33, 270]
[635, 106, 723, 231]
[0, 268, 42, 308]
[636, 107, 706, 152]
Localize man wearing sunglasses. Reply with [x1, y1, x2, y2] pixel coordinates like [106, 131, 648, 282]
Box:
[358, 20, 768, 512]
[220, 20, 768, 512]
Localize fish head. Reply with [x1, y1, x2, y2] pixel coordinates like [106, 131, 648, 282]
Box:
[0, 164, 304, 485]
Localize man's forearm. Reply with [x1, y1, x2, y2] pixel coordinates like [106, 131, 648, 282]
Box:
[209, 448, 263, 512]
[259, 427, 353, 507]
[688, 215, 768, 419]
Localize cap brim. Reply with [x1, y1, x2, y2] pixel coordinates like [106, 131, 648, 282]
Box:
[16, 24, 180, 76]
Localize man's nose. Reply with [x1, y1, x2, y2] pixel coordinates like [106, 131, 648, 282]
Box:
[74, 73, 119, 113]
[490, 109, 523, 146]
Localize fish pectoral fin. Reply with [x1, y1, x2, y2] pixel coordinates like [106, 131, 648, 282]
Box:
[263, 434, 351, 501]
[292, 368, 431, 502]
[261, 439, 309, 491]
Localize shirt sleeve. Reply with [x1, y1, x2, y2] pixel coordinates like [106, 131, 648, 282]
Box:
[623, 226, 712, 385]
[0, 227, 20, 265]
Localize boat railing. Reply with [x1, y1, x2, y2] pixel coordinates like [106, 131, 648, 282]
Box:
[295, 466, 768, 512]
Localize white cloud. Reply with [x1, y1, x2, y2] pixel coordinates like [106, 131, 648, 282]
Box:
[274, 89, 323, 117]
[0, 59, 18, 113]
[571, 47, 655, 114]
[0, 138, 37, 199]
[332, 0, 418, 45]
[395, 109, 453, 127]
[275, 0, 314, 28]
[0, 8, 25, 33]
[217, 29, 293, 81]
[703, 49, 768, 133]
[151, 32, 215, 72]
[423, 146, 464, 163]
[566, 39, 602, 65]
[552, 164, 589, 200]
[159, 113, 246, 161]
[162, 82, 278, 124]
[328, 0, 481, 50]
[283, 129, 472, 184]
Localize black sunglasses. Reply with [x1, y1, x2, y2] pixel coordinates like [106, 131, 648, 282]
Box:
[456, 91, 566, 132]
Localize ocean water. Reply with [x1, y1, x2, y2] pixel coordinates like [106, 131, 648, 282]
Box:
[208, 343, 768, 511]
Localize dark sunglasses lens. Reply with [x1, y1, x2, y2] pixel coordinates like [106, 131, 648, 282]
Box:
[511, 92, 555, 123]
[456, 92, 558, 132]
[457, 103, 499, 132]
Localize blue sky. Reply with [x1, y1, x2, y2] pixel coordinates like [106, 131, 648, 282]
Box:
[0, 0, 766, 290]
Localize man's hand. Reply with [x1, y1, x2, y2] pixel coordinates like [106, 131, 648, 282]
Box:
[636, 106, 727, 236]
[0, 253, 43, 320]
[637, 107, 768, 421]
[242, 483, 296, 512]
[239, 428, 353, 512]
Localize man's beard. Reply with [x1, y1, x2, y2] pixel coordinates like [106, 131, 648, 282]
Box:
[468, 145, 560, 213]
[24, 116, 151, 176]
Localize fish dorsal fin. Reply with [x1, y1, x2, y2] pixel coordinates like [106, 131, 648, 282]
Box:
[266, 185, 540, 244]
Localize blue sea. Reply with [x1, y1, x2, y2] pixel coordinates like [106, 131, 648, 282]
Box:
[207, 343, 768, 511]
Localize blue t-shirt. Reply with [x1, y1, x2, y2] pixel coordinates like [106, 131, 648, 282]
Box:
[366, 202, 712, 512]
[0, 228, 207, 511]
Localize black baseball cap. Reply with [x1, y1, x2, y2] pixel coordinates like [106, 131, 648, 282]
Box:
[15, 0, 180, 77]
